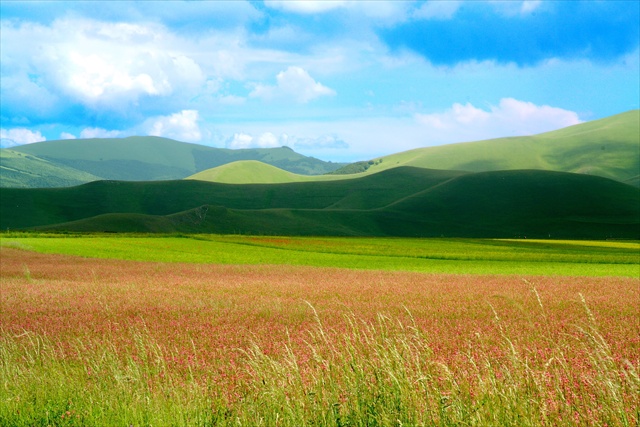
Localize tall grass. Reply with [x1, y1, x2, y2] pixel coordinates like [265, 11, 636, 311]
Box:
[1, 299, 638, 426]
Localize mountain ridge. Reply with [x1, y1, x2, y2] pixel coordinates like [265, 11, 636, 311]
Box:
[1, 136, 345, 187]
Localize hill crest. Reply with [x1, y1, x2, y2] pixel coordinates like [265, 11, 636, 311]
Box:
[331, 110, 639, 186]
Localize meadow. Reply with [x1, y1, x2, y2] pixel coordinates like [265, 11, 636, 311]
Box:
[1, 235, 639, 426]
[1, 233, 639, 276]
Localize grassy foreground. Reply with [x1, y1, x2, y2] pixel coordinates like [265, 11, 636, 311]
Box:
[2, 301, 638, 426]
[1, 244, 638, 426]
[1, 233, 638, 276]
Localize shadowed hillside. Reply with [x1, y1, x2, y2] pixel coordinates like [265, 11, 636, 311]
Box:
[2, 167, 637, 239]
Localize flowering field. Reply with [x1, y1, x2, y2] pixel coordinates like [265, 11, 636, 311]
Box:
[1, 242, 639, 426]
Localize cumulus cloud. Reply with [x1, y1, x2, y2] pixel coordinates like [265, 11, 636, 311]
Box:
[144, 110, 202, 142]
[226, 133, 255, 149]
[60, 132, 76, 140]
[414, 98, 582, 142]
[1, 18, 205, 116]
[0, 128, 46, 147]
[250, 66, 335, 103]
[224, 131, 348, 151]
[226, 132, 281, 149]
[264, 1, 347, 14]
[79, 127, 122, 139]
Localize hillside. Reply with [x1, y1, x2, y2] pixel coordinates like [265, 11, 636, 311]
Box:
[330, 110, 640, 186]
[2, 110, 637, 188]
[2, 167, 637, 239]
[2, 136, 344, 187]
[0, 149, 102, 188]
[188, 160, 338, 184]
[187, 160, 372, 184]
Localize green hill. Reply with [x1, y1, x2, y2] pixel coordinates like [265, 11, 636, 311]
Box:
[3, 110, 637, 188]
[0, 149, 101, 188]
[331, 110, 640, 186]
[0, 167, 464, 230]
[188, 160, 346, 184]
[2, 167, 637, 239]
[3, 136, 344, 187]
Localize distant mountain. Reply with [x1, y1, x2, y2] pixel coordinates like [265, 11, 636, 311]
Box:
[2, 167, 637, 239]
[1, 136, 345, 187]
[330, 110, 640, 186]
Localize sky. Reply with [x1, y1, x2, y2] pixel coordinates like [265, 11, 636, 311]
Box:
[1, 0, 638, 162]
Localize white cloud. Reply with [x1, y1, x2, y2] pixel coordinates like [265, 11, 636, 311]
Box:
[226, 132, 282, 149]
[224, 130, 348, 152]
[2, 18, 206, 112]
[226, 133, 255, 149]
[0, 128, 46, 147]
[256, 132, 280, 148]
[144, 110, 202, 142]
[264, 1, 346, 14]
[265, 1, 409, 23]
[60, 132, 76, 140]
[413, 1, 461, 20]
[250, 66, 335, 103]
[214, 99, 582, 162]
[79, 127, 122, 139]
[414, 98, 582, 142]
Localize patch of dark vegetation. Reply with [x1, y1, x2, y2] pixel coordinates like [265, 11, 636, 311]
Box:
[327, 158, 383, 175]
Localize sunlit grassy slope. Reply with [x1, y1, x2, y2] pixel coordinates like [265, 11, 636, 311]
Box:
[2, 167, 637, 239]
[187, 160, 349, 184]
[0, 149, 101, 188]
[332, 110, 640, 186]
[5, 136, 344, 185]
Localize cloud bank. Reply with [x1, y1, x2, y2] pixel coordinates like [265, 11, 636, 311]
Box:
[0, 1, 636, 161]
[0, 128, 46, 148]
[250, 67, 335, 103]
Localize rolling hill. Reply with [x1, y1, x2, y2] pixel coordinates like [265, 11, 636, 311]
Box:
[2, 110, 637, 188]
[1, 136, 345, 187]
[0, 149, 102, 188]
[187, 160, 344, 184]
[2, 167, 637, 239]
[330, 110, 640, 186]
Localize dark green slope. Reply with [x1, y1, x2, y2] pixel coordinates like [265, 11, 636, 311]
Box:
[3, 168, 638, 239]
[5, 136, 344, 186]
[381, 170, 640, 238]
[0, 167, 463, 230]
[37, 207, 384, 236]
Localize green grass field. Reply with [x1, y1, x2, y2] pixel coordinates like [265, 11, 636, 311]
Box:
[1, 235, 638, 426]
[2, 234, 638, 276]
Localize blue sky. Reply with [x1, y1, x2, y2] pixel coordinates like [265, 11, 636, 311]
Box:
[1, 0, 638, 162]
